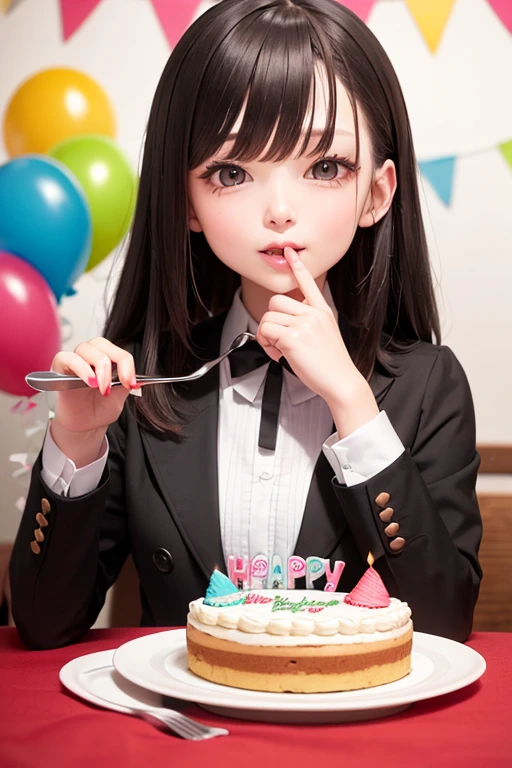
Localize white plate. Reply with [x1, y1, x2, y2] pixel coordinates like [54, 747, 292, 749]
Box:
[106, 629, 486, 723]
[60, 650, 167, 715]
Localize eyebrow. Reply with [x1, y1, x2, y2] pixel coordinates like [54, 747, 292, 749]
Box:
[225, 128, 354, 140]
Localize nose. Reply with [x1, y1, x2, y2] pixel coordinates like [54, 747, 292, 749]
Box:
[263, 174, 297, 232]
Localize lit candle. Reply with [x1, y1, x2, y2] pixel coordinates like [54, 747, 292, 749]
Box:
[250, 554, 269, 589]
[344, 553, 390, 608]
[287, 556, 306, 588]
[324, 559, 346, 592]
[227, 555, 250, 590]
[269, 554, 284, 588]
[204, 568, 240, 605]
[306, 556, 326, 588]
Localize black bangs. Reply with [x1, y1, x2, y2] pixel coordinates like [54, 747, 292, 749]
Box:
[188, 3, 340, 169]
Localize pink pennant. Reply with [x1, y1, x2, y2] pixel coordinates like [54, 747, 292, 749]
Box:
[10, 398, 38, 416]
[335, 0, 377, 23]
[487, 0, 512, 34]
[59, 0, 104, 41]
[148, 0, 201, 49]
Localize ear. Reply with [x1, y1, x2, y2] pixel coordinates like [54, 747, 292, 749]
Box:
[188, 202, 203, 233]
[358, 159, 397, 228]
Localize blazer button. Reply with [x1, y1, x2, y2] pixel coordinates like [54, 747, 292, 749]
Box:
[152, 548, 174, 574]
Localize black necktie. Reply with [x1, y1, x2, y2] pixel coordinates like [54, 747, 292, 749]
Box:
[228, 340, 293, 451]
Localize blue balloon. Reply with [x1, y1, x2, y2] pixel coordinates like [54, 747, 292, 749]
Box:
[0, 155, 91, 300]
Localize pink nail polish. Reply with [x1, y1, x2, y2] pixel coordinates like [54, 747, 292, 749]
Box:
[87, 376, 99, 388]
[104, 384, 112, 396]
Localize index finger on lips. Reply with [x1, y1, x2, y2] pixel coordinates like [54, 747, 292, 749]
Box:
[283, 247, 330, 310]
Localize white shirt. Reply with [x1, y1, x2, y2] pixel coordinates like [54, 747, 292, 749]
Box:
[41, 285, 404, 564]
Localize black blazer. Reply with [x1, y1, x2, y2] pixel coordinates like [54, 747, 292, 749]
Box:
[10, 313, 482, 649]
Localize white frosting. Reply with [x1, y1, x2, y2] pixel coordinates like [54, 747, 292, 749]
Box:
[187, 589, 412, 647]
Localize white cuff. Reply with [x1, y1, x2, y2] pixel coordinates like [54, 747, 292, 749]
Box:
[41, 425, 109, 498]
[322, 411, 404, 487]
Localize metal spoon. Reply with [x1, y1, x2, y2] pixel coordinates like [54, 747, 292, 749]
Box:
[25, 332, 256, 393]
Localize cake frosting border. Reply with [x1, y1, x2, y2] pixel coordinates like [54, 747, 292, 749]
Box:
[188, 589, 412, 646]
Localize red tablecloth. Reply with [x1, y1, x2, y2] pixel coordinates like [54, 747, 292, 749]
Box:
[0, 627, 508, 767]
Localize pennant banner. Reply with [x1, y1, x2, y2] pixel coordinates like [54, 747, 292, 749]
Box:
[147, 0, 201, 49]
[59, 0, 104, 41]
[419, 139, 512, 206]
[499, 140, 512, 170]
[6, 1, 510, 47]
[405, 0, 457, 53]
[487, 0, 512, 34]
[419, 156, 456, 206]
[335, 0, 377, 23]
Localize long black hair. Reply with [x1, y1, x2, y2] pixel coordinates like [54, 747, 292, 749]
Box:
[104, 0, 440, 434]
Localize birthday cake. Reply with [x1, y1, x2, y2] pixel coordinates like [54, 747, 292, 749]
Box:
[186, 563, 413, 693]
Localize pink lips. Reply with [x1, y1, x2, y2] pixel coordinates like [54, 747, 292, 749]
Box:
[259, 244, 304, 271]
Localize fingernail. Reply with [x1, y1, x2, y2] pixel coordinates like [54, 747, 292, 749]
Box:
[104, 384, 112, 396]
[130, 377, 138, 388]
[87, 376, 99, 388]
[129, 384, 140, 390]
[285, 246, 300, 263]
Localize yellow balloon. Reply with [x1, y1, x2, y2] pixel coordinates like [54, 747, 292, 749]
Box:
[3, 68, 116, 158]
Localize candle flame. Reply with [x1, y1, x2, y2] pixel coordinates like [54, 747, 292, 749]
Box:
[367, 552, 374, 567]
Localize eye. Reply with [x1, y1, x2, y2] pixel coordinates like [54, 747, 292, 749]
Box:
[201, 163, 252, 188]
[217, 166, 246, 186]
[305, 156, 359, 183]
[310, 159, 341, 181]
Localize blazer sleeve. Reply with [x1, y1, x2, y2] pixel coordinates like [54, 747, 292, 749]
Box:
[9, 413, 130, 650]
[331, 345, 482, 642]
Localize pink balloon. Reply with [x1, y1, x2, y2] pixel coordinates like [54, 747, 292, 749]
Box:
[0, 251, 61, 397]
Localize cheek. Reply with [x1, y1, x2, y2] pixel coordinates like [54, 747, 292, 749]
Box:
[309, 188, 359, 241]
[194, 191, 248, 244]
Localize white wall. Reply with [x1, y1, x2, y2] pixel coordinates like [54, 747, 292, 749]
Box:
[1, 0, 511, 622]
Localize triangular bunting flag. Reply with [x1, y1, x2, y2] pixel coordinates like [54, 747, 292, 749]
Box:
[59, 0, 105, 41]
[486, 0, 512, 35]
[335, 0, 376, 23]
[499, 140, 512, 170]
[419, 156, 456, 206]
[0, 0, 14, 11]
[405, 0, 456, 53]
[148, 0, 201, 49]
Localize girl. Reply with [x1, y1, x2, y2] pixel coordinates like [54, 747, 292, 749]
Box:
[10, 0, 482, 650]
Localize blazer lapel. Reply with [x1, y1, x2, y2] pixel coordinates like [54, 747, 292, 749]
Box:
[295, 353, 395, 559]
[140, 314, 227, 581]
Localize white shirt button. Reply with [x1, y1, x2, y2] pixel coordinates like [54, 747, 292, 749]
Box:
[260, 470, 273, 480]
[342, 463, 351, 470]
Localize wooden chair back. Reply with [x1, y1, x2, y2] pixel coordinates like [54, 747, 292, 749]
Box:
[0, 542, 13, 626]
[473, 446, 512, 632]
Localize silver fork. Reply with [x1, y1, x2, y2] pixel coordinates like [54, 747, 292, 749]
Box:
[134, 708, 229, 740]
[25, 332, 256, 393]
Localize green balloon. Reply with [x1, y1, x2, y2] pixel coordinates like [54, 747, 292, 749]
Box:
[48, 134, 137, 271]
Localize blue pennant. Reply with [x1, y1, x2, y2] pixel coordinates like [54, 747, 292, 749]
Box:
[419, 156, 456, 206]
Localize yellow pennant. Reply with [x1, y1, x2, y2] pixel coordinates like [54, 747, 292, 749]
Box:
[0, 0, 13, 12]
[405, 0, 457, 53]
[499, 140, 512, 171]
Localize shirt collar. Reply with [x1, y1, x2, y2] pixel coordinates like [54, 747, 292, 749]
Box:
[221, 284, 338, 406]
